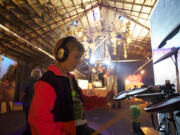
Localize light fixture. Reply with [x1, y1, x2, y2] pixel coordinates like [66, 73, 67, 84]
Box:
[124, 48, 127, 58]
[119, 15, 123, 20]
[73, 20, 78, 26]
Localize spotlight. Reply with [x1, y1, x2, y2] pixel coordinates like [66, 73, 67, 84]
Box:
[73, 20, 78, 26]
[119, 16, 123, 20]
[104, 59, 110, 66]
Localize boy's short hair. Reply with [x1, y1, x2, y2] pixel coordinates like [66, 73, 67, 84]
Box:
[53, 36, 85, 59]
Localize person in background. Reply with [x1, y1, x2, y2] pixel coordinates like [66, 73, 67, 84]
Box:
[28, 36, 109, 135]
[22, 68, 42, 135]
[98, 66, 108, 87]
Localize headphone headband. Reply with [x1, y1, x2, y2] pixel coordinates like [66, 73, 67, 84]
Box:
[60, 36, 77, 49]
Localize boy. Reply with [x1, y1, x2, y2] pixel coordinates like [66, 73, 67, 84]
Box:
[28, 36, 106, 135]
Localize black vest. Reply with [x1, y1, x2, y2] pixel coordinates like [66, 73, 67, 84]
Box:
[40, 71, 83, 122]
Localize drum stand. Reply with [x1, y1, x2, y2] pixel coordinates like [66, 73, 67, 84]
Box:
[155, 111, 180, 135]
[151, 92, 180, 135]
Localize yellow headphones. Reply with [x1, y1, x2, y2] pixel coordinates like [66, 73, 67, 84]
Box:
[57, 48, 65, 59]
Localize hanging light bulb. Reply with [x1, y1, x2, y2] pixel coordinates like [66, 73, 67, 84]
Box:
[127, 37, 132, 44]
[113, 47, 116, 56]
[112, 43, 116, 47]
[124, 48, 127, 58]
[94, 32, 99, 38]
[111, 37, 116, 44]
[117, 40, 121, 45]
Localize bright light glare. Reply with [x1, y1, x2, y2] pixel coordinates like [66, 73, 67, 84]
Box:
[90, 57, 96, 64]
[119, 16, 123, 20]
[104, 59, 110, 66]
[125, 79, 129, 84]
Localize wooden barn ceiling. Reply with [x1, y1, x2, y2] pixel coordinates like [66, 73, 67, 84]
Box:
[0, 0, 157, 65]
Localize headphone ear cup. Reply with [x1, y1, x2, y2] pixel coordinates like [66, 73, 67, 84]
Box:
[57, 48, 64, 60]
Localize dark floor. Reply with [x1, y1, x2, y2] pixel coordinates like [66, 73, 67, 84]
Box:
[0, 99, 159, 135]
[0, 111, 25, 135]
[85, 100, 159, 135]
